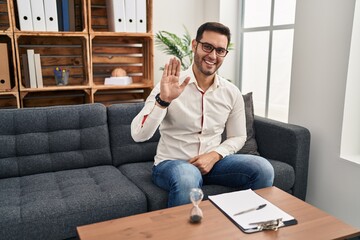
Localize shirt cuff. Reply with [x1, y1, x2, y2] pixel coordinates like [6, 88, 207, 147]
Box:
[148, 103, 167, 120]
[215, 146, 230, 159]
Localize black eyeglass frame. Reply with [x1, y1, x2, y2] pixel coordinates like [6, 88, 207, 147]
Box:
[196, 41, 229, 57]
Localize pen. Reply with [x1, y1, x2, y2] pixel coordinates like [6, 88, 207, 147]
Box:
[233, 203, 267, 216]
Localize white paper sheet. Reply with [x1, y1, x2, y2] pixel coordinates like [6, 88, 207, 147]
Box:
[208, 189, 295, 230]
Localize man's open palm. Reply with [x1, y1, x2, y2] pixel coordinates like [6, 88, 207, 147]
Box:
[160, 58, 190, 102]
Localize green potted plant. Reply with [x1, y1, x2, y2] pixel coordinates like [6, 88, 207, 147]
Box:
[155, 26, 193, 71]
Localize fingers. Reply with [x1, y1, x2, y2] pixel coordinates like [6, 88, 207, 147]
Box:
[162, 63, 168, 77]
[174, 58, 181, 76]
[169, 57, 179, 76]
[188, 156, 197, 164]
[163, 58, 180, 77]
[180, 76, 191, 90]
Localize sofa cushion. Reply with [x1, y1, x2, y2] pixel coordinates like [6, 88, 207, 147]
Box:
[268, 159, 295, 193]
[107, 103, 160, 166]
[0, 104, 112, 178]
[119, 162, 238, 211]
[119, 159, 294, 211]
[0, 165, 147, 240]
[238, 92, 260, 155]
[118, 162, 167, 211]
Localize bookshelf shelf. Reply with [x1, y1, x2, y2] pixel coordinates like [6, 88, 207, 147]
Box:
[0, 0, 12, 32]
[0, 0, 153, 108]
[0, 31, 19, 107]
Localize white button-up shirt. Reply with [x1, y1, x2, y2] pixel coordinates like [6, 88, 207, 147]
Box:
[131, 67, 247, 165]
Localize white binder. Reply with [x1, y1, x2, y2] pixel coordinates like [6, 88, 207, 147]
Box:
[125, 0, 136, 32]
[136, 0, 146, 32]
[34, 54, 44, 88]
[106, 0, 126, 32]
[26, 49, 38, 88]
[16, 0, 34, 31]
[43, 0, 59, 31]
[30, 0, 47, 31]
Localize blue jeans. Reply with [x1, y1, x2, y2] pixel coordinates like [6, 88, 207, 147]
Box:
[152, 154, 274, 207]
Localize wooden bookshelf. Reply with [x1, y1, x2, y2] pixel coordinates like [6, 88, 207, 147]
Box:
[0, 0, 12, 32]
[88, 0, 154, 105]
[0, 0, 153, 108]
[0, 0, 19, 108]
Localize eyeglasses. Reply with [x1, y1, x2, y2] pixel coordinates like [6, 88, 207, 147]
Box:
[197, 41, 229, 57]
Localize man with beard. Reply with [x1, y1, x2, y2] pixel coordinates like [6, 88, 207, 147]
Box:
[131, 22, 274, 207]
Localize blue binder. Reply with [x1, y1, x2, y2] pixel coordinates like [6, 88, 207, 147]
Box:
[62, 0, 70, 31]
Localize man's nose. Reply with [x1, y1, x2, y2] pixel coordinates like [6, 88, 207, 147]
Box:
[208, 49, 217, 58]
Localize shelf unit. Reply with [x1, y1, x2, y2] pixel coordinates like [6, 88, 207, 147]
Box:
[0, 0, 153, 108]
[0, 1, 19, 108]
[88, 0, 154, 105]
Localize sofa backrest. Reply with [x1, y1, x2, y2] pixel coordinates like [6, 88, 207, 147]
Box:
[0, 103, 112, 179]
[107, 103, 160, 166]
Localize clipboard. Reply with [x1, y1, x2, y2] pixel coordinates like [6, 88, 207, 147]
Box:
[208, 189, 298, 233]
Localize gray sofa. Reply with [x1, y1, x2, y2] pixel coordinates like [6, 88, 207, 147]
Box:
[0, 103, 310, 240]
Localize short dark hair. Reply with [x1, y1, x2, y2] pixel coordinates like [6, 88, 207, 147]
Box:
[195, 22, 231, 48]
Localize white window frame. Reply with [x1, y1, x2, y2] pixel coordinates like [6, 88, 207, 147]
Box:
[238, 0, 295, 119]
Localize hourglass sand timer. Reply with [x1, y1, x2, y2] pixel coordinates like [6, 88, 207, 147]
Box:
[189, 188, 204, 223]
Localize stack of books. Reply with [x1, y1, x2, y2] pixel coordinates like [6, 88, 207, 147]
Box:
[21, 49, 43, 88]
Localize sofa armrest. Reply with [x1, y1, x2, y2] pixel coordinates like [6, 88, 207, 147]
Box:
[254, 115, 311, 200]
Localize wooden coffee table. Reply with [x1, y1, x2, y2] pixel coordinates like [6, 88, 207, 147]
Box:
[77, 187, 360, 240]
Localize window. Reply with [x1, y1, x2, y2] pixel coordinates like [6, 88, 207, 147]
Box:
[340, 0, 360, 165]
[239, 0, 296, 122]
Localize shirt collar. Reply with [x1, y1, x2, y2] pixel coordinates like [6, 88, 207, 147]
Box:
[181, 65, 220, 92]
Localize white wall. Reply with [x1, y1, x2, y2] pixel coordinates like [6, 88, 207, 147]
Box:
[290, 0, 360, 228]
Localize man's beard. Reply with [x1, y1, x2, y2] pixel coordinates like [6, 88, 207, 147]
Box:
[193, 54, 221, 76]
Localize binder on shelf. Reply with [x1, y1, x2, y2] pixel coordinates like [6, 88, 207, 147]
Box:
[208, 189, 297, 233]
[43, 0, 59, 31]
[68, 0, 76, 31]
[0, 43, 11, 90]
[30, 0, 46, 31]
[56, 0, 64, 31]
[34, 54, 43, 88]
[124, 0, 136, 32]
[106, 0, 126, 32]
[21, 54, 31, 88]
[62, 0, 70, 31]
[26, 49, 37, 88]
[136, 0, 146, 32]
[16, 0, 34, 31]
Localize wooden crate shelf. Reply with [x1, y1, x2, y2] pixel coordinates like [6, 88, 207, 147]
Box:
[0, 33, 17, 91]
[90, 34, 153, 89]
[93, 88, 146, 106]
[12, 0, 87, 33]
[0, 0, 153, 108]
[0, 91, 19, 108]
[20, 89, 92, 108]
[15, 34, 90, 90]
[88, 0, 153, 33]
[0, 0, 11, 32]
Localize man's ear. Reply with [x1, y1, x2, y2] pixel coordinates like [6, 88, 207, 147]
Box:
[191, 39, 197, 52]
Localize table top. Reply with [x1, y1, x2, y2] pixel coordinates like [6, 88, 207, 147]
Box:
[77, 187, 360, 240]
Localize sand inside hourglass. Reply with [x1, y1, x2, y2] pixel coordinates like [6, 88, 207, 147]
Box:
[189, 188, 204, 223]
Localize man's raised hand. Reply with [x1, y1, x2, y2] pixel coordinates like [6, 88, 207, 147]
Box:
[159, 58, 190, 103]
